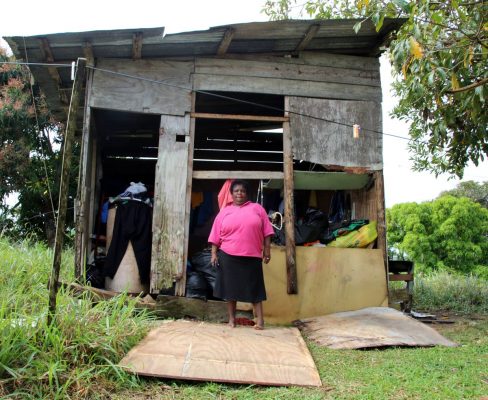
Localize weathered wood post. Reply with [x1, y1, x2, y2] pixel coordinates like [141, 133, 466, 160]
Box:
[283, 98, 297, 294]
[47, 58, 86, 325]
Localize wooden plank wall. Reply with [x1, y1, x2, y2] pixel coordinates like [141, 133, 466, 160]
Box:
[288, 97, 383, 169]
[150, 115, 191, 295]
[193, 52, 381, 102]
[89, 59, 192, 115]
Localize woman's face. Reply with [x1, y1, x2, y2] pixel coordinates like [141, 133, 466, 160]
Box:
[231, 184, 248, 205]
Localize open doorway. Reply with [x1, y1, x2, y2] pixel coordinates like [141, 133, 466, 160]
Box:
[87, 109, 160, 292]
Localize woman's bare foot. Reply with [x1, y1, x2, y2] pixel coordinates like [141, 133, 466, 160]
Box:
[228, 320, 236, 328]
[254, 324, 264, 330]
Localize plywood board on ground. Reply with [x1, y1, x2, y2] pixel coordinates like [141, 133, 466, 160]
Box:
[119, 320, 322, 387]
[298, 307, 457, 349]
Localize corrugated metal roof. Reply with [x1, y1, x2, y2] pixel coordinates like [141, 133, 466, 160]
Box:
[3, 19, 404, 122]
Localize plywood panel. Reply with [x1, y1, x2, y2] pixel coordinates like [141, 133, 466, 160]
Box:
[289, 97, 382, 169]
[90, 59, 192, 115]
[299, 307, 457, 349]
[263, 247, 388, 324]
[119, 320, 322, 387]
[150, 116, 189, 294]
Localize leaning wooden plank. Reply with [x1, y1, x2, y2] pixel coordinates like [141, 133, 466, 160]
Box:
[119, 320, 322, 387]
[298, 307, 457, 349]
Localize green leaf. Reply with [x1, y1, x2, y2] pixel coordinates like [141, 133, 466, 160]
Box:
[353, 21, 362, 34]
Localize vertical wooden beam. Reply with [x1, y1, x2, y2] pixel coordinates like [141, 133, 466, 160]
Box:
[82, 41, 94, 65]
[132, 32, 143, 60]
[374, 170, 387, 269]
[48, 58, 86, 325]
[74, 66, 94, 280]
[283, 97, 297, 294]
[180, 94, 197, 296]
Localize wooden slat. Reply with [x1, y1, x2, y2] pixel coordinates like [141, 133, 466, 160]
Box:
[195, 57, 381, 87]
[193, 149, 283, 162]
[155, 295, 228, 321]
[132, 32, 143, 60]
[119, 320, 322, 387]
[217, 28, 235, 56]
[389, 273, 414, 282]
[194, 140, 283, 152]
[192, 170, 284, 179]
[295, 24, 321, 52]
[192, 112, 288, 122]
[192, 162, 284, 172]
[193, 74, 382, 102]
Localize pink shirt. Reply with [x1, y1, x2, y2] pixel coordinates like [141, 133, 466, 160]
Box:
[208, 201, 275, 258]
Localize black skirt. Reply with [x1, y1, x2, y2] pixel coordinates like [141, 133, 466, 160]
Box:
[214, 250, 267, 303]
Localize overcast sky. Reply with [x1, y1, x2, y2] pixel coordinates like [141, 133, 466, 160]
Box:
[1, 0, 486, 207]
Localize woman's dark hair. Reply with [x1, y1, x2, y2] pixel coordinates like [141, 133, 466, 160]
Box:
[230, 179, 250, 193]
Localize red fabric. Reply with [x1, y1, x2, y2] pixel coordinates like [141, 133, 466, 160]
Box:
[217, 179, 234, 210]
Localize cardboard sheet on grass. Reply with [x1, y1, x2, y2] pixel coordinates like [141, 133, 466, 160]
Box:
[299, 307, 457, 349]
[119, 320, 322, 387]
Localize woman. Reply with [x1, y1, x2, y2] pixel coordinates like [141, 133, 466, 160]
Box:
[208, 180, 274, 329]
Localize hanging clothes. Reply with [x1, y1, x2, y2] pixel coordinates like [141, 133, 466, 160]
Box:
[104, 200, 152, 284]
[217, 179, 234, 209]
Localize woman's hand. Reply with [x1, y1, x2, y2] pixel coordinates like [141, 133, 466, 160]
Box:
[263, 236, 271, 264]
[263, 253, 271, 264]
[211, 253, 219, 267]
[210, 244, 219, 267]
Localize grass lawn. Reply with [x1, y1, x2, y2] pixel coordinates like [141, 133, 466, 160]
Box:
[1, 238, 486, 399]
[112, 315, 487, 400]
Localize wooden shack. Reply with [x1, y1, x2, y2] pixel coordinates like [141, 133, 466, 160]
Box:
[6, 19, 404, 323]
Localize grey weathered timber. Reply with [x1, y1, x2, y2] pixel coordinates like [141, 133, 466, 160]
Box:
[192, 171, 284, 180]
[48, 58, 86, 325]
[74, 68, 94, 279]
[282, 105, 297, 295]
[195, 57, 381, 87]
[193, 74, 382, 102]
[374, 171, 387, 269]
[151, 115, 190, 295]
[217, 51, 380, 71]
[155, 296, 229, 321]
[90, 59, 192, 115]
[289, 97, 383, 169]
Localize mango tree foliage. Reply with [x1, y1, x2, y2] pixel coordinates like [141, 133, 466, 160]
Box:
[0, 48, 75, 244]
[386, 196, 488, 278]
[264, 0, 488, 178]
[439, 180, 488, 208]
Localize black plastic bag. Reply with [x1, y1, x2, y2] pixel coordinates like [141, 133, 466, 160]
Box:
[274, 208, 328, 245]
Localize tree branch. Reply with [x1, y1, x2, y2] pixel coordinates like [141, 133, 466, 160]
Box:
[446, 77, 488, 94]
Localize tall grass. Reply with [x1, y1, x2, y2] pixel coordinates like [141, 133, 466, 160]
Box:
[0, 237, 155, 399]
[412, 271, 488, 314]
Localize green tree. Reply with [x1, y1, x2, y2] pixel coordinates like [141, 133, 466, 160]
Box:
[0, 47, 76, 244]
[264, 0, 488, 178]
[386, 196, 488, 278]
[439, 180, 488, 208]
